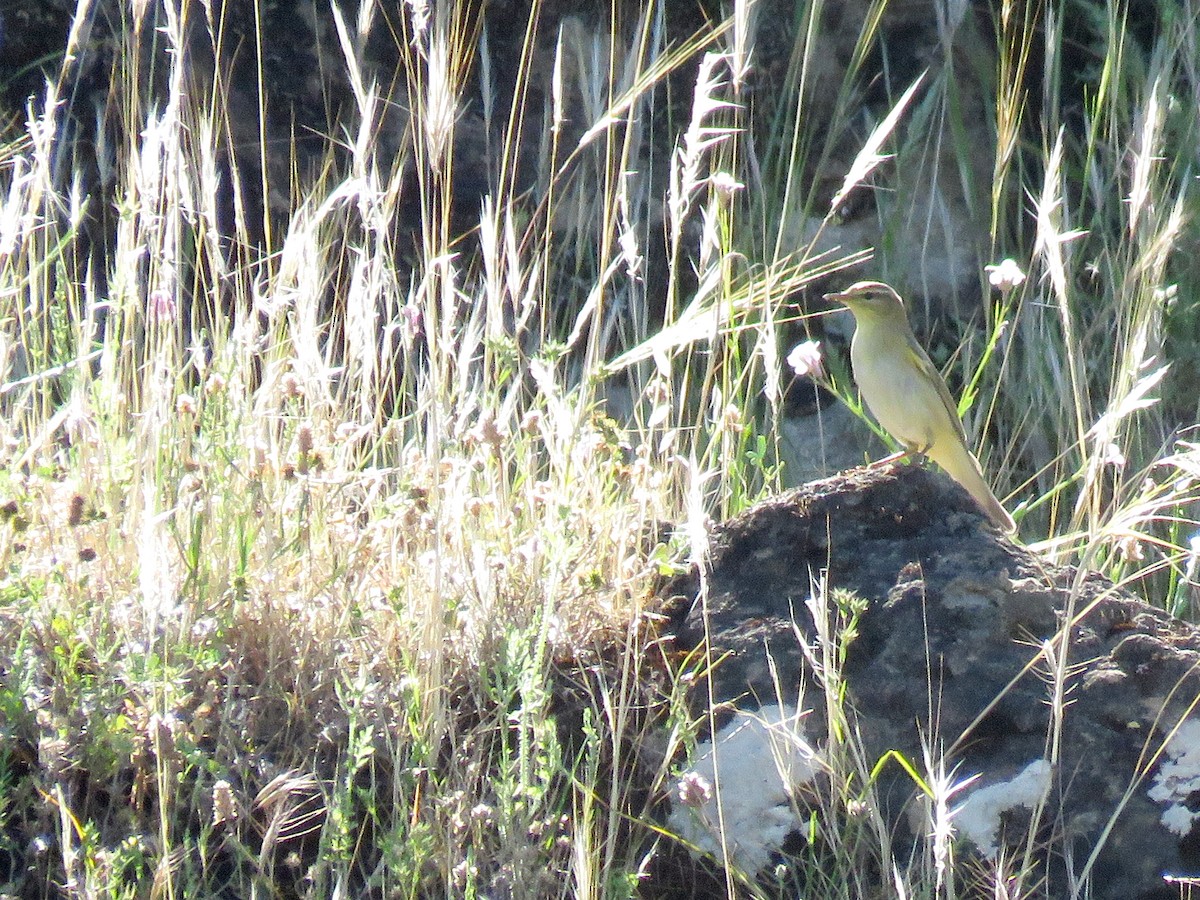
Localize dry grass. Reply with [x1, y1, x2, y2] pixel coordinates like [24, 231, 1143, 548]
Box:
[1, 0, 1199, 897]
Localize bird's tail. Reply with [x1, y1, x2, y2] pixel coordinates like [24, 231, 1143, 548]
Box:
[931, 442, 1016, 533]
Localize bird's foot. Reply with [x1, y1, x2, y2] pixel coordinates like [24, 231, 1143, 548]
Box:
[906, 447, 930, 466]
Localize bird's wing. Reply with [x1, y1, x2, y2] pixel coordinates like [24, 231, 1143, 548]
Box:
[902, 332, 969, 443]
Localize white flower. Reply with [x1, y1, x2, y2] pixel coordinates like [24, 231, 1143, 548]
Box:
[709, 172, 744, 200]
[786, 340, 825, 380]
[985, 258, 1027, 293]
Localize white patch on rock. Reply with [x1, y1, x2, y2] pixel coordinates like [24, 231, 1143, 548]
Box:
[668, 703, 821, 874]
[956, 758, 1053, 858]
[1149, 719, 1200, 836]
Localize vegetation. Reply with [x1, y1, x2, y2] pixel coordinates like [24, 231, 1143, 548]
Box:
[1, 0, 1197, 897]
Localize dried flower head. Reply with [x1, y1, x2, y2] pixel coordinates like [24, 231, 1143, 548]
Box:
[212, 780, 239, 826]
[176, 394, 198, 416]
[67, 493, 85, 527]
[281, 372, 303, 400]
[297, 423, 314, 456]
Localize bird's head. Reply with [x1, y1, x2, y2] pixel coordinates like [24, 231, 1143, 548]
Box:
[823, 281, 906, 322]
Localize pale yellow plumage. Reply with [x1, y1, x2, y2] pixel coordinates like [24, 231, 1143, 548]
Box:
[824, 281, 1016, 533]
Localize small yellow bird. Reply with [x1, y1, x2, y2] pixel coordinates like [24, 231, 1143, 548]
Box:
[824, 281, 1016, 533]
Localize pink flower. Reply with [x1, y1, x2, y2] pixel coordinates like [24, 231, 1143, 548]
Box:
[149, 289, 177, 322]
[676, 771, 713, 807]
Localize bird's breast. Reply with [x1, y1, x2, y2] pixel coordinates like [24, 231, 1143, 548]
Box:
[850, 330, 945, 450]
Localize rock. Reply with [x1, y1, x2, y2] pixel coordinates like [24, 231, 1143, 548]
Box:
[655, 464, 1200, 898]
[765, 0, 996, 311]
[778, 392, 879, 485]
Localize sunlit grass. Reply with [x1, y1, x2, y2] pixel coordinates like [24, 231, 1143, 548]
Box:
[1, 0, 1198, 897]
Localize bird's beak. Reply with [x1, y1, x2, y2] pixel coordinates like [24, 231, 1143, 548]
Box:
[823, 290, 854, 304]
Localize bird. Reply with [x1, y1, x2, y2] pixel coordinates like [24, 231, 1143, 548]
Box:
[823, 280, 1016, 533]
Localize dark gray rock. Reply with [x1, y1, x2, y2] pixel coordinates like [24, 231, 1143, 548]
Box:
[657, 463, 1200, 899]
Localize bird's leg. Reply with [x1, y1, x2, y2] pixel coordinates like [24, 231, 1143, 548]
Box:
[907, 443, 931, 465]
[869, 442, 932, 469]
[872, 444, 930, 469]
[867, 449, 908, 468]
